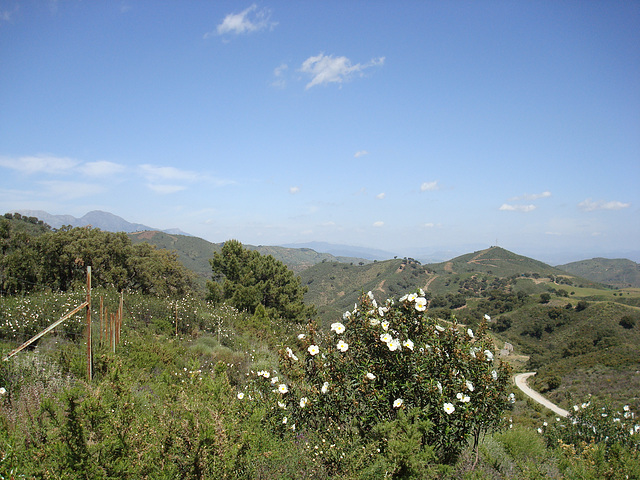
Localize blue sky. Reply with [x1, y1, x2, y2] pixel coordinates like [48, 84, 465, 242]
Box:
[1, 1, 638, 263]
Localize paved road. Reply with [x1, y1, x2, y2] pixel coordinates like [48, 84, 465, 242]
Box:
[514, 372, 569, 418]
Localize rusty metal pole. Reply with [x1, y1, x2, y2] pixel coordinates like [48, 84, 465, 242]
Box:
[86, 266, 92, 381]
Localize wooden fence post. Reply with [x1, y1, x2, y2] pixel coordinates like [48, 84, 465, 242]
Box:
[86, 266, 92, 381]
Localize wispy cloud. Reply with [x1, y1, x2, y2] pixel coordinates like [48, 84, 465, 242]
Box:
[578, 198, 630, 211]
[499, 203, 536, 212]
[40, 180, 107, 200]
[271, 63, 288, 88]
[373, 221, 384, 227]
[80, 161, 126, 177]
[376, 192, 385, 200]
[0, 155, 79, 174]
[420, 181, 440, 192]
[509, 190, 551, 201]
[289, 186, 300, 194]
[138, 164, 200, 182]
[300, 53, 384, 89]
[146, 184, 187, 195]
[354, 150, 369, 158]
[1, 5, 18, 22]
[206, 4, 276, 38]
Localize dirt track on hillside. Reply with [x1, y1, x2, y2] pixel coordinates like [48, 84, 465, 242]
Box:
[514, 372, 569, 418]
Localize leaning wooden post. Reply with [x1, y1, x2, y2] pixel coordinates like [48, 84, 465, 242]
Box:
[175, 303, 178, 336]
[100, 295, 104, 346]
[86, 266, 92, 381]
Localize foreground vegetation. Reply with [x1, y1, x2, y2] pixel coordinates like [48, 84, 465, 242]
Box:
[1, 214, 639, 478]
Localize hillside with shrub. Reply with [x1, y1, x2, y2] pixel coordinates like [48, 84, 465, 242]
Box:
[558, 257, 640, 288]
[1, 215, 639, 478]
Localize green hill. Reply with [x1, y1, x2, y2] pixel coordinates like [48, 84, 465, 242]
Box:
[558, 257, 640, 288]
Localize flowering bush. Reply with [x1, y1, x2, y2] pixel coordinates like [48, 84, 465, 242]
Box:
[540, 400, 640, 453]
[240, 290, 512, 465]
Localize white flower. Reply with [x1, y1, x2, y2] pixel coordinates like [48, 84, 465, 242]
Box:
[278, 401, 287, 408]
[484, 314, 491, 321]
[403, 339, 414, 350]
[308, 345, 320, 356]
[508, 393, 516, 404]
[300, 397, 308, 408]
[418, 288, 425, 296]
[399, 294, 409, 302]
[321, 382, 329, 394]
[537, 428, 543, 434]
[387, 338, 400, 351]
[286, 347, 299, 361]
[456, 392, 470, 403]
[378, 306, 385, 317]
[484, 350, 494, 361]
[407, 293, 418, 302]
[381, 320, 390, 331]
[271, 376, 279, 384]
[367, 291, 374, 300]
[435, 325, 445, 332]
[491, 370, 498, 380]
[237, 392, 245, 399]
[298, 333, 306, 339]
[444, 403, 455, 415]
[282, 416, 288, 424]
[415, 297, 427, 311]
[393, 398, 403, 408]
[366, 372, 376, 380]
[0, 387, 7, 395]
[467, 328, 474, 338]
[278, 384, 289, 394]
[437, 382, 443, 394]
[337, 340, 349, 352]
[380, 333, 392, 344]
[466, 381, 474, 392]
[369, 318, 381, 326]
[573, 405, 579, 412]
[343, 310, 351, 320]
[331, 322, 345, 334]
[624, 405, 630, 411]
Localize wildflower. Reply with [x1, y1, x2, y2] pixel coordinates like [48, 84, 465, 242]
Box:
[343, 310, 351, 320]
[573, 405, 579, 412]
[399, 294, 409, 302]
[537, 428, 543, 434]
[237, 392, 245, 399]
[271, 376, 279, 384]
[624, 405, 630, 411]
[331, 322, 345, 334]
[403, 339, 414, 350]
[0, 387, 5, 395]
[393, 398, 403, 408]
[370, 318, 380, 326]
[278, 401, 286, 408]
[387, 338, 400, 351]
[437, 382, 443, 394]
[321, 382, 329, 394]
[380, 333, 392, 344]
[278, 384, 289, 394]
[484, 314, 491, 321]
[282, 417, 288, 424]
[337, 340, 349, 352]
[415, 297, 427, 311]
[491, 370, 498, 380]
[466, 380, 474, 392]
[457, 392, 470, 403]
[435, 325, 445, 332]
[300, 397, 309, 408]
[286, 347, 299, 361]
[378, 306, 386, 316]
[298, 333, 306, 339]
[367, 291, 374, 300]
[407, 293, 418, 302]
[484, 350, 494, 361]
[467, 328, 474, 338]
[444, 403, 455, 415]
[308, 345, 320, 356]
[381, 320, 390, 331]
[366, 372, 376, 380]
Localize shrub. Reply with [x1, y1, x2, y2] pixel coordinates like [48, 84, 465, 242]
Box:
[239, 290, 513, 469]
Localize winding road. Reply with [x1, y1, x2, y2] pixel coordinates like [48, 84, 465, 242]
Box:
[514, 372, 569, 418]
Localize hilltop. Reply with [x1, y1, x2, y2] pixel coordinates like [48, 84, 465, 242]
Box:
[557, 257, 640, 288]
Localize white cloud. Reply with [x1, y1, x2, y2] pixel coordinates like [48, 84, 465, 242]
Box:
[80, 161, 126, 177]
[208, 4, 276, 37]
[300, 53, 384, 89]
[499, 203, 536, 212]
[578, 198, 630, 212]
[139, 164, 199, 182]
[0, 154, 79, 174]
[509, 190, 552, 201]
[146, 184, 187, 195]
[373, 221, 384, 227]
[376, 192, 385, 200]
[289, 186, 300, 194]
[420, 181, 439, 192]
[354, 150, 369, 158]
[271, 63, 288, 88]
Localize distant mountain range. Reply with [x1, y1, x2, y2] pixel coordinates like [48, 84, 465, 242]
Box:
[14, 210, 191, 236]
